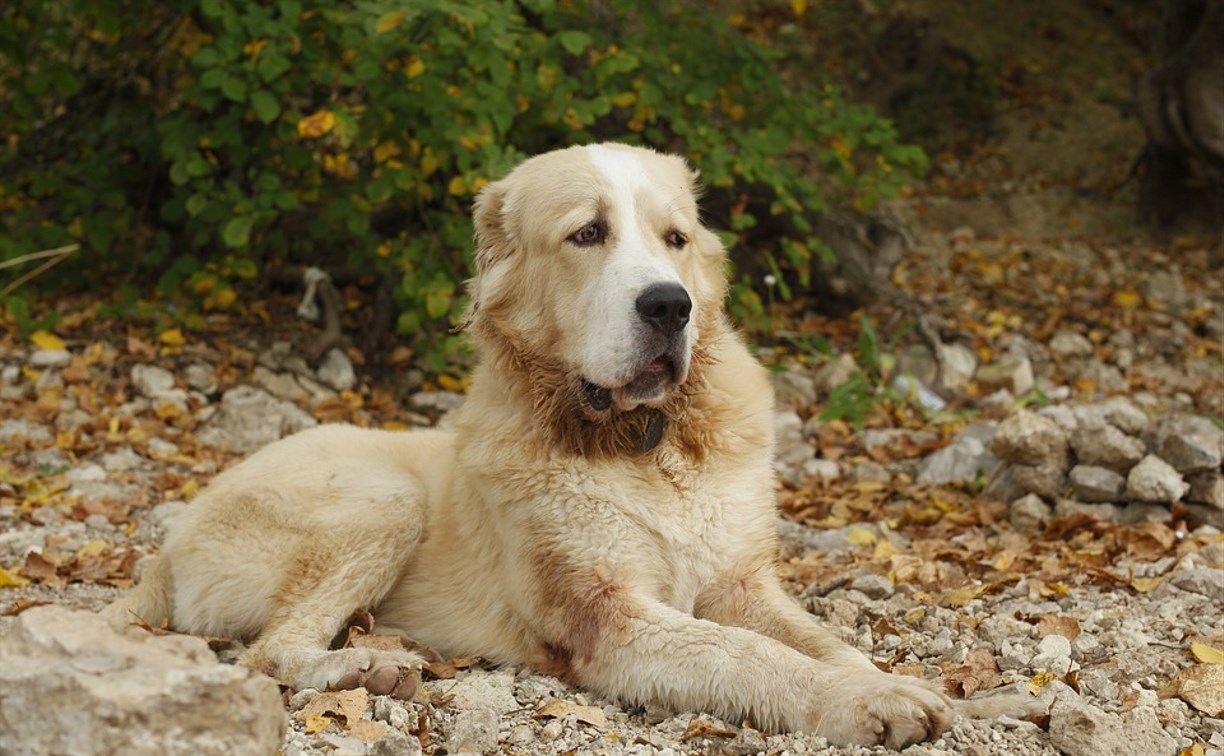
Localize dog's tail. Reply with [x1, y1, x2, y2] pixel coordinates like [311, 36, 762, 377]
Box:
[100, 554, 174, 629]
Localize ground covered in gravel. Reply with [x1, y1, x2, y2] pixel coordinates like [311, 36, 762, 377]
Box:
[1, 222, 1221, 755]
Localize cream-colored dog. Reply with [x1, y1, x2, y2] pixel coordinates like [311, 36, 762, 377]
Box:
[105, 143, 953, 748]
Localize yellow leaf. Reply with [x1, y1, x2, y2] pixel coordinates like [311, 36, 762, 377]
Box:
[611, 91, 636, 108]
[405, 56, 425, 78]
[297, 109, 336, 139]
[76, 539, 109, 559]
[181, 479, 200, 500]
[159, 328, 186, 346]
[0, 564, 30, 588]
[1191, 640, 1224, 664]
[31, 330, 65, 351]
[436, 374, 463, 393]
[790, 0, 806, 14]
[381, 420, 411, 431]
[1026, 671, 1056, 694]
[303, 714, 334, 734]
[447, 176, 467, 196]
[939, 582, 991, 608]
[1113, 289, 1142, 307]
[374, 10, 405, 33]
[373, 140, 400, 163]
[1131, 576, 1163, 593]
[852, 481, 886, 493]
[845, 527, 877, 546]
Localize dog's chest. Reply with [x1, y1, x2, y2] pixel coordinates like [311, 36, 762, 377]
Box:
[640, 454, 773, 611]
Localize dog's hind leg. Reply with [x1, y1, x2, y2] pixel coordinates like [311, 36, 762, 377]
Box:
[239, 487, 427, 698]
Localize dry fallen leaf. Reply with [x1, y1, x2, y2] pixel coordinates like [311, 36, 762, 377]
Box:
[295, 688, 369, 730]
[424, 657, 479, 679]
[1160, 664, 1224, 717]
[534, 698, 609, 729]
[942, 648, 1003, 698]
[682, 717, 738, 740]
[1190, 640, 1224, 665]
[1035, 614, 1081, 641]
[349, 719, 392, 743]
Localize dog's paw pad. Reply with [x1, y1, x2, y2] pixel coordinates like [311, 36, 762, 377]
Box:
[364, 665, 420, 699]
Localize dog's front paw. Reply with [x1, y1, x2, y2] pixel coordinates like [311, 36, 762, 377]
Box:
[812, 671, 953, 749]
[254, 646, 423, 700]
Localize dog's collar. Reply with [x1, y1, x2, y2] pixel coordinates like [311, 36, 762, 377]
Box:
[580, 379, 666, 453]
[642, 410, 666, 452]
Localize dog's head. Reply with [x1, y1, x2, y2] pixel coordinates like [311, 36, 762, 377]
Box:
[466, 143, 727, 418]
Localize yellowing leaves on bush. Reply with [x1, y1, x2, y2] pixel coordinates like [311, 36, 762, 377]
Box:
[297, 110, 336, 139]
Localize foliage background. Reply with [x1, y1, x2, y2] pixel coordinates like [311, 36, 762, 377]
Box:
[0, 0, 925, 364]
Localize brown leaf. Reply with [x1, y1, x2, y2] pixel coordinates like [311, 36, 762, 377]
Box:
[1161, 664, 1224, 716]
[2, 598, 50, 616]
[942, 648, 1003, 699]
[681, 717, 738, 740]
[424, 657, 479, 679]
[20, 551, 61, 585]
[1035, 614, 1082, 641]
[534, 698, 609, 729]
[295, 689, 369, 729]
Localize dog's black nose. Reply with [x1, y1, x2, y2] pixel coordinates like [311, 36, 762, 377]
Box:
[636, 283, 692, 336]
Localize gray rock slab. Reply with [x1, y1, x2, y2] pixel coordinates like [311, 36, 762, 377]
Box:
[1068, 464, 1126, 503]
[0, 606, 285, 756]
[991, 409, 1068, 467]
[1070, 423, 1145, 472]
[196, 385, 318, 454]
[1126, 454, 1189, 504]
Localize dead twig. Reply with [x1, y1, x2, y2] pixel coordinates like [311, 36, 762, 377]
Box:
[0, 244, 78, 299]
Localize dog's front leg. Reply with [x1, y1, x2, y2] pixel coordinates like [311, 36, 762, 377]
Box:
[692, 556, 955, 746]
[537, 562, 949, 748]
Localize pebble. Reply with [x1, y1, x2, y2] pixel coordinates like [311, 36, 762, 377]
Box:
[1068, 464, 1126, 503]
[317, 348, 357, 392]
[29, 349, 71, 368]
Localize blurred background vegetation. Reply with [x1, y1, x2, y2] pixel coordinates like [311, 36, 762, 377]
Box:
[5, 0, 1200, 374]
[0, 0, 928, 366]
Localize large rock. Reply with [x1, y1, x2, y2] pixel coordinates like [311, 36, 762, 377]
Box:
[1048, 696, 1175, 756]
[974, 356, 1035, 396]
[1070, 423, 1145, 472]
[1154, 414, 1224, 473]
[0, 606, 285, 756]
[1187, 471, 1224, 510]
[917, 422, 1000, 484]
[991, 410, 1068, 467]
[1126, 454, 1190, 504]
[196, 385, 318, 453]
[1068, 465, 1127, 503]
[770, 365, 817, 408]
[1011, 462, 1067, 499]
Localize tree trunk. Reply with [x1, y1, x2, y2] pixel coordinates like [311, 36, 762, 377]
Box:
[1136, 0, 1224, 243]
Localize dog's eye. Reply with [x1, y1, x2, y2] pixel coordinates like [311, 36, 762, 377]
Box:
[569, 223, 604, 246]
[664, 230, 688, 248]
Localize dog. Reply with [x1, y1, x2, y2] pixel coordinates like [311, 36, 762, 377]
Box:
[104, 143, 954, 748]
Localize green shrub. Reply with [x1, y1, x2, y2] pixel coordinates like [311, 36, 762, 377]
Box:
[0, 0, 925, 362]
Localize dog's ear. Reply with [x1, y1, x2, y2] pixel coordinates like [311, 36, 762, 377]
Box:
[464, 179, 514, 332]
[472, 179, 512, 274]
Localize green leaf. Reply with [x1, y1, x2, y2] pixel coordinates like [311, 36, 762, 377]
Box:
[250, 90, 280, 123]
[221, 76, 248, 102]
[557, 30, 591, 55]
[222, 216, 254, 248]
